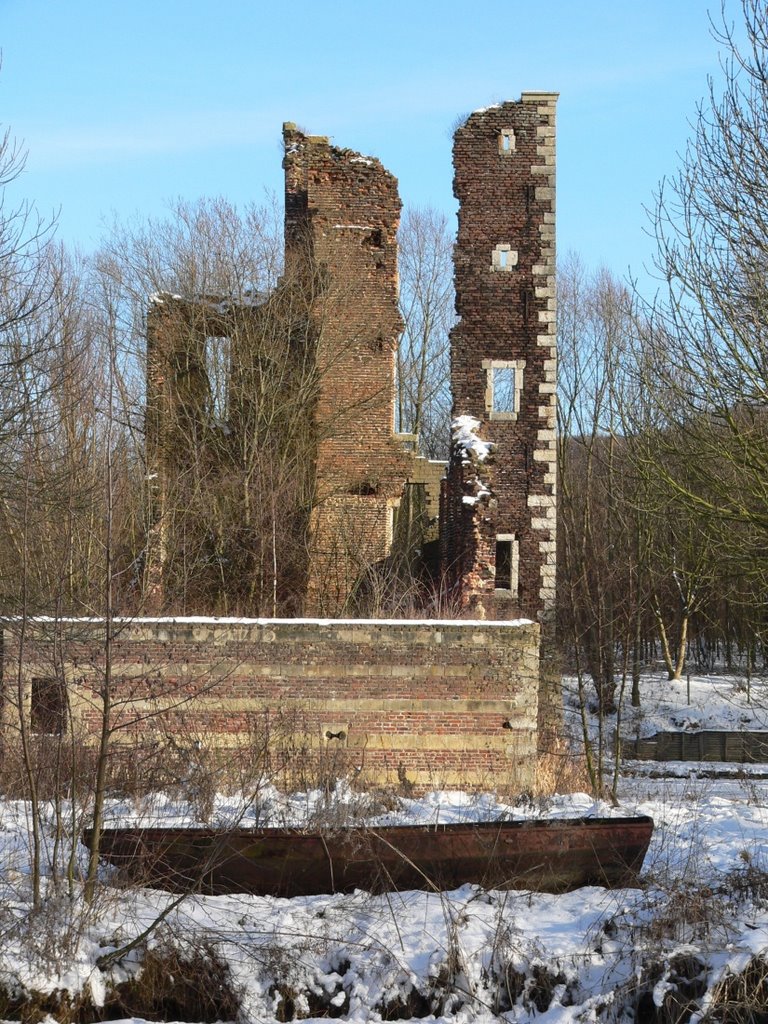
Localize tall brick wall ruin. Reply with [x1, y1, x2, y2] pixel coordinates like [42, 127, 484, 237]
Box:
[283, 125, 416, 615]
[3, 617, 540, 793]
[144, 129, 419, 616]
[442, 94, 558, 624]
[144, 295, 275, 611]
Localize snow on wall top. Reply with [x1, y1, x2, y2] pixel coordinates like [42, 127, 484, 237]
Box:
[7, 615, 534, 629]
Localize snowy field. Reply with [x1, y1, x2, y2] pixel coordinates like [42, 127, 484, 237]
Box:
[1, 674, 768, 1023]
[564, 670, 768, 739]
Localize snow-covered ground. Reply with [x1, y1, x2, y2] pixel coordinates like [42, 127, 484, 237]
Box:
[563, 671, 768, 740]
[1, 674, 768, 1024]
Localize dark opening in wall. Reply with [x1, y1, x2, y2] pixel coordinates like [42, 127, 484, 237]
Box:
[495, 540, 513, 590]
[494, 534, 519, 595]
[521, 288, 534, 325]
[348, 481, 379, 496]
[31, 676, 65, 735]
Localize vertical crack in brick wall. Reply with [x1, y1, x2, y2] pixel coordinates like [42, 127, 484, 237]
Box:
[443, 93, 558, 623]
[283, 125, 413, 615]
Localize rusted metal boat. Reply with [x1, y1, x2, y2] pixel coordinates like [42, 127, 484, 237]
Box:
[86, 815, 653, 896]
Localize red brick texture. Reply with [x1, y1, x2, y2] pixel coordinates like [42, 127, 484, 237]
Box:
[283, 126, 415, 614]
[4, 618, 540, 792]
[442, 95, 558, 624]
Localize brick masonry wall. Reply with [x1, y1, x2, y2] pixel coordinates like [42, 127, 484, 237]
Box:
[443, 94, 558, 625]
[283, 127, 415, 614]
[4, 617, 540, 792]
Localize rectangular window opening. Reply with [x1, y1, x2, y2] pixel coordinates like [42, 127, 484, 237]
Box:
[495, 535, 519, 594]
[31, 676, 66, 735]
[484, 358, 525, 420]
[492, 366, 516, 414]
[205, 335, 231, 422]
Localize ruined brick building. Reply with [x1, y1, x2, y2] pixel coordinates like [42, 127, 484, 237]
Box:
[145, 93, 558, 624]
[3, 95, 559, 793]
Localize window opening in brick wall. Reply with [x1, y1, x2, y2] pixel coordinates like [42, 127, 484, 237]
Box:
[494, 366, 515, 410]
[521, 287, 534, 325]
[483, 359, 525, 420]
[499, 129, 516, 154]
[495, 535, 519, 594]
[490, 244, 518, 272]
[386, 500, 399, 553]
[31, 676, 65, 735]
[205, 335, 230, 422]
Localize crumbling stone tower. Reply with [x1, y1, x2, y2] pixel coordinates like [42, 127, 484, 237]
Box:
[283, 125, 412, 614]
[442, 93, 558, 623]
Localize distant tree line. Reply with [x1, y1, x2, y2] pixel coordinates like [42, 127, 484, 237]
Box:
[558, 1, 768, 717]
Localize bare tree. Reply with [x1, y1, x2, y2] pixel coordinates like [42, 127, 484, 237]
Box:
[557, 256, 638, 712]
[640, 0, 768, 612]
[397, 206, 454, 458]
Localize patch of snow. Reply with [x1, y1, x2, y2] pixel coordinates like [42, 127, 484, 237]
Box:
[564, 671, 768, 742]
[452, 415, 495, 463]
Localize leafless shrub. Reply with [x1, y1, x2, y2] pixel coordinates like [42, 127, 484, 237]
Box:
[0, 736, 97, 801]
[533, 735, 591, 798]
[104, 941, 242, 1023]
[705, 955, 768, 1024]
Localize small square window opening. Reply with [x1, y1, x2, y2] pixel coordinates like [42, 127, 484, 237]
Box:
[499, 129, 516, 154]
[490, 244, 518, 273]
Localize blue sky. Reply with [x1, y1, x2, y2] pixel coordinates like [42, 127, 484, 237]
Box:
[2, 0, 727, 289]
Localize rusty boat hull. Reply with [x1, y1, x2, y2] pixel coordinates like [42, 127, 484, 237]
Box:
[86, 815, 653, 897]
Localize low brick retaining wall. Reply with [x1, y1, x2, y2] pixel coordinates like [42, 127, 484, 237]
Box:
[2, 617, 540, 792]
